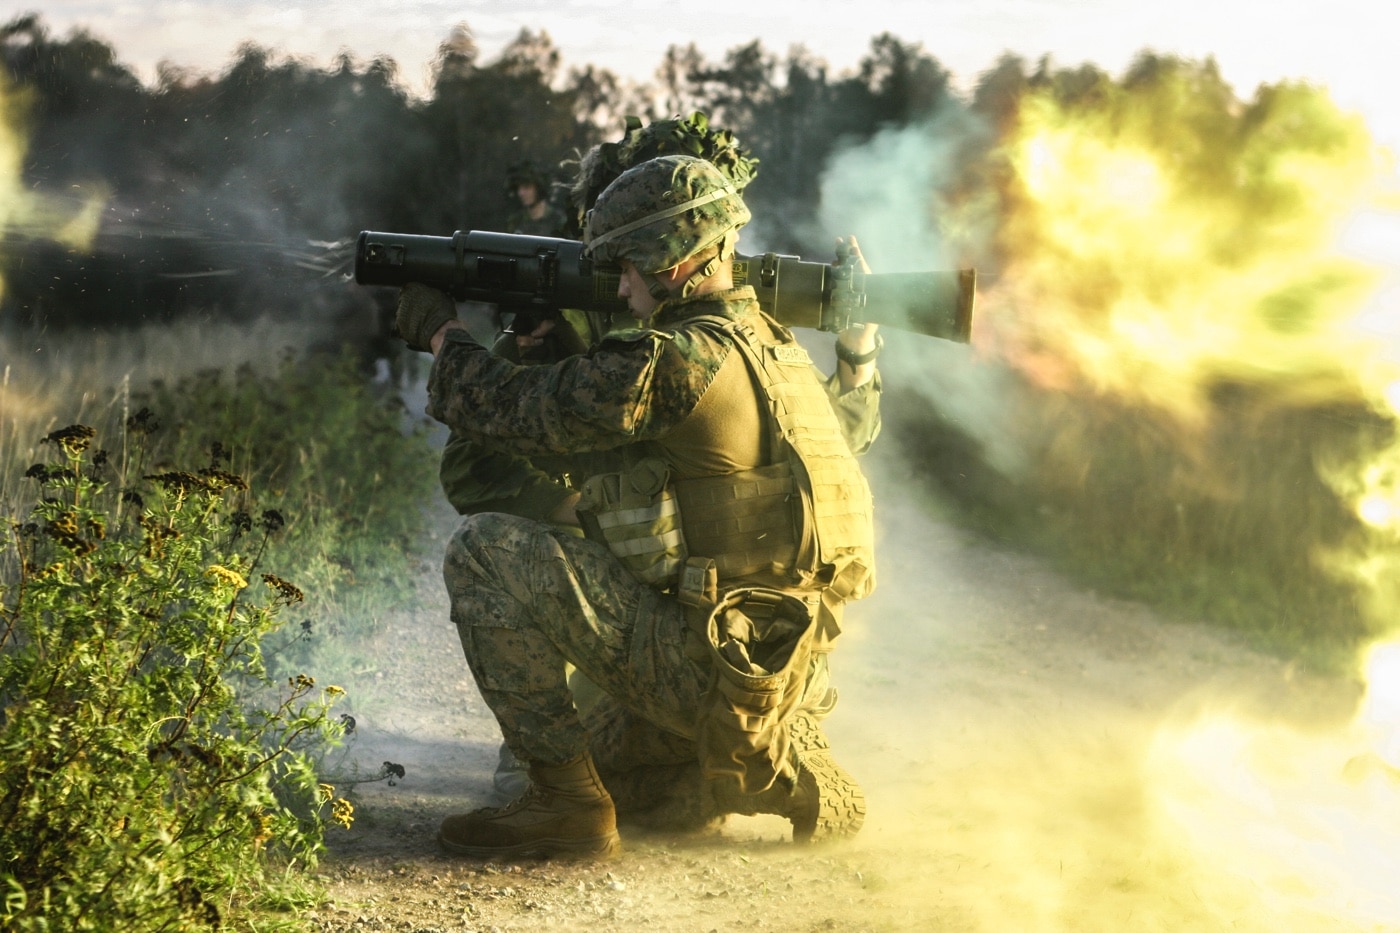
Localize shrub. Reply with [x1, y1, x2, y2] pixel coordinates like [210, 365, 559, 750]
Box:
[0, 423, 351, 931]
[129, 349, 438, 674]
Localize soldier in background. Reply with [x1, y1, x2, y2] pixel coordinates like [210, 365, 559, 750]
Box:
[397, 154, 877, 858]
[505, 160, 568, 238]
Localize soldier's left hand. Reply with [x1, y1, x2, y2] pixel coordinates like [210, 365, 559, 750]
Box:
[834, 236, 878, 355]
[395, 283, 458, 353]
[835, 235, 872, 275]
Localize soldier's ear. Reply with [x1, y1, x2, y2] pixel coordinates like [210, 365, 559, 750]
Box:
[655, 263, 686, 287]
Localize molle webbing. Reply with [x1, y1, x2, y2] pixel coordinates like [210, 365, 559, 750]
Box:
[735, 324, 874, 587]
[575, 462, 687, 586]
[765, 363, 873, 572]
[672, 462, 798, 578]
[590, 493, 684, 559]
[681, 316, 875, 599]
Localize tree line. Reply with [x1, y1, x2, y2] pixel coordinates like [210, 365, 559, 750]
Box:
[4, 12, 1390, 664]
[0, 10, 1292, 334]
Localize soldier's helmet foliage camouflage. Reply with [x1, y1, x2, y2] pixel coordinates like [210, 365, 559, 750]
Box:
[582, 154, 751, 275]
[565, 111, 759, 235]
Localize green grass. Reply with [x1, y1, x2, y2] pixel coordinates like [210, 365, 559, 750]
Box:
[1, 424, 344, 930]
[890, 376, 1397, 674]
[2, 322, 438, 677]
[0, 321, 438, 930]
[127, 349, 437, 673]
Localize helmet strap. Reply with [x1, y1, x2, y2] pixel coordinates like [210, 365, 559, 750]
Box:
[642, 273, 671, 303]
[586, 183, 738, 252]
[680, 254, 717, 298]
[679, 233, 731, 299]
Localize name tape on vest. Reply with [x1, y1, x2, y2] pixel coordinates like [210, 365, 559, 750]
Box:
[769, 345, 811, 366]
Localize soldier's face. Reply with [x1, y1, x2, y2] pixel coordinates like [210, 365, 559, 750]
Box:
[516, 182, 540, 207]
[617, 261, 658, 319]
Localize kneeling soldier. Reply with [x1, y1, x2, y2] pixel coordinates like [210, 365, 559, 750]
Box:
[396, 154, 876, 857]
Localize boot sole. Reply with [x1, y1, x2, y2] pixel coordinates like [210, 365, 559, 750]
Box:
[437, 829, 622, 860]
[787, 713, 866, 843]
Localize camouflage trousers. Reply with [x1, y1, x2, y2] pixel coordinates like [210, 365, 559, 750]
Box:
[443, 512, 710, 769]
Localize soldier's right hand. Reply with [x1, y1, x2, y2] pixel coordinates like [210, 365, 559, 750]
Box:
[395, 283, 459, 353]
[517, 317, 590, 359]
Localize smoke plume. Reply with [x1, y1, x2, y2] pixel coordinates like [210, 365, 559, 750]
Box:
[805, 53, 1400, 931]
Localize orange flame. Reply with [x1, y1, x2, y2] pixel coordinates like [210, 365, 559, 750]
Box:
[0, 74, 108, 268]
[975, 72, 1400, 926]
[978, 76, 1400, 629]
[990, 84, 1392, 429]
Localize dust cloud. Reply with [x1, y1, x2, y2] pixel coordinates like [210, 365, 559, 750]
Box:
[800, 445, 1387, 931]
[787, 69, 1400, 932]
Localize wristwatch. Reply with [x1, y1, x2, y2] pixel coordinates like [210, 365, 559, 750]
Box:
[835, 333, 883, 367]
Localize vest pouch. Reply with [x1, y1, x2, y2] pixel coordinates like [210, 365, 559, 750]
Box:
[575, 458, 688, 587]
[695, 586, 819, 797]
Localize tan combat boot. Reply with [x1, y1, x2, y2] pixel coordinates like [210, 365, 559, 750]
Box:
[438, 753, 621, 859]
[716, 711, 866, 842]
[784, 711, 865, 841]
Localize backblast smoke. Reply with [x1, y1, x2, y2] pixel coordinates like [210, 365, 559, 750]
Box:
[812, 54, 1400, 931]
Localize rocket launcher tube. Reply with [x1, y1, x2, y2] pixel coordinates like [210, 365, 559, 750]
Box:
[354, 229, 974, 343]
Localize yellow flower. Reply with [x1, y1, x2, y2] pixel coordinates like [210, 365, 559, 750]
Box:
[331, 797, 355, 829]
[251, 811, 275, 844]
[205, 565, 248, 589]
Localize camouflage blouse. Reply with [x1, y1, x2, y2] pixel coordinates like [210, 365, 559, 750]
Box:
[429, 286, 881, 519]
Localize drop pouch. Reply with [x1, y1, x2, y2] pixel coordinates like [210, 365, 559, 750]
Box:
[695, 586, 819, 797]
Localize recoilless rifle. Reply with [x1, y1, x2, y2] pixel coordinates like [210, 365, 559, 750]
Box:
[354, 229, 976, 343]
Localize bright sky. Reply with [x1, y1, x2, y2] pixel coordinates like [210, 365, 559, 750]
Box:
[13, 0, 1400, 149]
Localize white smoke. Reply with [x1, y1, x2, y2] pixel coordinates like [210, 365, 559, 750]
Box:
[810, 110, 1033, 479]
[814, 114, 967, 272]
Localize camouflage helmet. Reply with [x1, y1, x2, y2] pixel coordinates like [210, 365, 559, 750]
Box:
[505, 159, 550, 197]
[583, 154, 751, 275]
[565, 111, 759, 235]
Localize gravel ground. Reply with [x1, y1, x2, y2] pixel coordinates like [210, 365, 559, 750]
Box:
[303, 438, 1396, 933]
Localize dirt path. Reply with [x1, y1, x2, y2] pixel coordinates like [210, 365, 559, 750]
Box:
[306, 443, 1394, 933]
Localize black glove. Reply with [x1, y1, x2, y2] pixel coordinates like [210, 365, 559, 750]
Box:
[395, 283, 457, 352]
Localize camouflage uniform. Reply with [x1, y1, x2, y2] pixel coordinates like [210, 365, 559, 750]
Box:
[422, 154, 876, 847]
[430, 285, 867, 788]
[439, 362, 881, 519]
[442, 112, 882, 521]
[507, 201, 568, 239]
